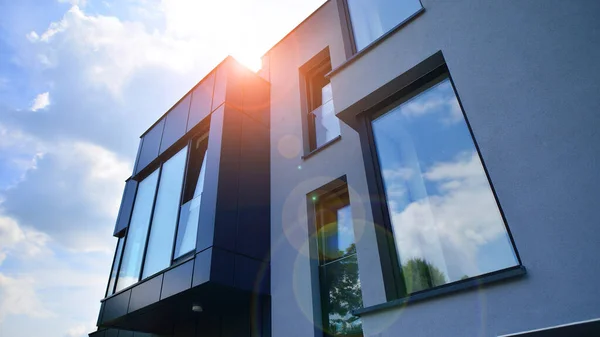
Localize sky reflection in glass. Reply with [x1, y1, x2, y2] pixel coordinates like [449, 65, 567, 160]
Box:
[116, 169, 159, 291]
[371, 78, 518, 294]
[142, 147, 187, 278]
[174, 147, 207, 258]
[347, 0, 422, 51]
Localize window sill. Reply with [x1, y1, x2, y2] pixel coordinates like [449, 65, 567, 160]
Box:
[301, 135, 342, 160]
[327, 7, 425, 79]
[353, 265, 526, 316]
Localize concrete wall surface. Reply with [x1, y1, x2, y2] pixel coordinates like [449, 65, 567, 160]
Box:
[270, 0, 600, 336]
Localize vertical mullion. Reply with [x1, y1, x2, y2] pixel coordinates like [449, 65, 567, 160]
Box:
[138, 164, 163, 281]
[337, 0, 358, 57]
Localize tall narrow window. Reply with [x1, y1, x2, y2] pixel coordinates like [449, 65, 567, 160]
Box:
[106, 237, 124, 296]
[142, 147, 187, 278]
[370, 76, 519, 295]
[116, 169, 159, 292]
[314, 186, 363, 337]
[303, 55, 340, 151]
[174, 135, 208, 259]
[346, 0, 422, 51]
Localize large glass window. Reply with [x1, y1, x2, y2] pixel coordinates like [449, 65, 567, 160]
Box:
[315, 186, 363, 337]
[142, 147, 187, 278]
[109, 133, 210, 294]
[346, 0, 422, 51]
[116, 169, 159, 292]
[174, 136, 208, 259]
[371, 76, 518, 295]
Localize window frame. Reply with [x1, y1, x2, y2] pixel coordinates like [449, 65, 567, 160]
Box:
[307, 177, 364, 337]
[355, 59, 524, 303]
[107, 126, 210, 298]
[339, 0, 424, 55]
[105, 234, 125, 297]
[331, 0, 425, 77]
[299, 47, 341, 155]
[172, 133, 209, 262]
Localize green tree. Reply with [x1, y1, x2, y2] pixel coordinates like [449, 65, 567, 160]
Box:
[401, 258, 447, 294]
[325, 243, 363, 336]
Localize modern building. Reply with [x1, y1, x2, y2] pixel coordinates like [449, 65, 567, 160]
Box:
[89, 1, 600, 336]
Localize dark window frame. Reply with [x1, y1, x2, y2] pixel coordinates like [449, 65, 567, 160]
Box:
[172, 133, 209, 262]
[108, 122, 210, 297]
[331, 0, 425, 77]
[299, 47, 340, 154]
[104, 234, 125, 297]
[352, 53, 524, 305]
[307, 177, 364, 337]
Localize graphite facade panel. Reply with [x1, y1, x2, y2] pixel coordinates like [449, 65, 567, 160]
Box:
[188, 72, 215, 132]
[128, 275, 163, 313]
[159, 95, 191, 154]
[160, 260, 193, 300]
[102, 290, 131, 323]
[211, 106, 242, 252]
[135, 119, 165, 174]
[113, 179, 138, 236]
[235, 114, 270, 261]
[211, 65, 227, 111]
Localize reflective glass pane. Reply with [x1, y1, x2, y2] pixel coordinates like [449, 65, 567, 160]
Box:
[174, 147, 207, 258]
[347, 0, 422, 51]
[371, 78, 518, 295]
[106, 237, 124, 296]
[318, 205, 356, 262]
[320, 255, 363, 337]
[142, 147, 187, 278]
[313, 88, 340, 148]
[116, 169, 159, 291]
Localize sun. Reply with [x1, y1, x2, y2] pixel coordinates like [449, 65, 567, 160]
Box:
[231, 52, 263, 72]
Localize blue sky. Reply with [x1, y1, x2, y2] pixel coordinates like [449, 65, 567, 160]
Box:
[0, 0, 325, 336]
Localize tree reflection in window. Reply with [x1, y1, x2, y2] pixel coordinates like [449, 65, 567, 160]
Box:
[315, 187, 363, 337]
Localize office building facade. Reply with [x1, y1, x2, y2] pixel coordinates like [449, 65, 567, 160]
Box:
[90, 1, 600, 336]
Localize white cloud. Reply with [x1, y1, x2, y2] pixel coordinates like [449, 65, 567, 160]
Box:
[0, 216, 50, 264]
[0, 274, 54, 322]
[26, 31, 40, 42]
[30, 92, 51, 111]
[0, 122, 130, 252]
[386, 152, 516, 281]
[33, 5, 217, 95]
[399, 80, 463, 125]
